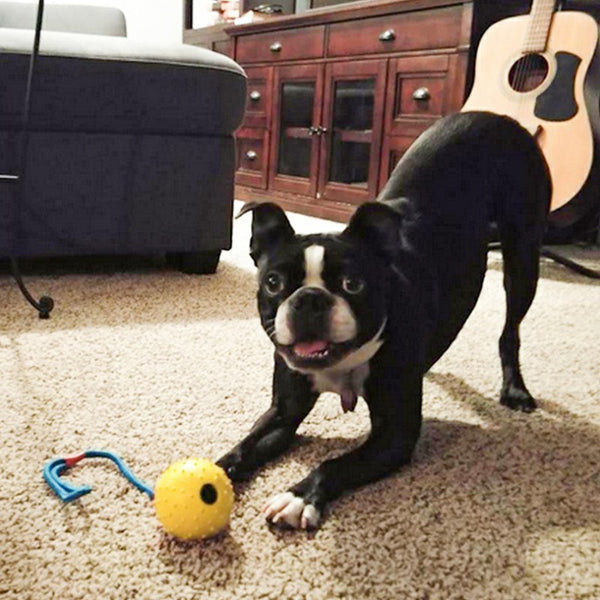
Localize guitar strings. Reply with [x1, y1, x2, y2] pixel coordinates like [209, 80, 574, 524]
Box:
[514, 5, 536, 114]
[513, 15, 533, 123]
[514, 0, 554, 124]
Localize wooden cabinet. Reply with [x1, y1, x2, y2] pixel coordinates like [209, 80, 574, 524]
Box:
[185, 0, 475, 221]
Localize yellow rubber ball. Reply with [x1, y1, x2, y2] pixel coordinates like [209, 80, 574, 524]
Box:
[154, 457, 234, 540]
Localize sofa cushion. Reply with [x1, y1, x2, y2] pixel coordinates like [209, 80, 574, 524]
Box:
[0, 28, 247, 136]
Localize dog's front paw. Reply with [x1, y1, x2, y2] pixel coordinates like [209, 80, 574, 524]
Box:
[216, 450, 253, 482]
[263, 492, 321, 530]
[500, 384, 537, 413]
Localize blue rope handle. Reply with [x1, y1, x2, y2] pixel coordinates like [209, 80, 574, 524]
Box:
[43, 450, 154, 503]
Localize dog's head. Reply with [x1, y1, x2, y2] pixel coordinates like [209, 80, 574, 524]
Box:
[239, 202, 403, 373]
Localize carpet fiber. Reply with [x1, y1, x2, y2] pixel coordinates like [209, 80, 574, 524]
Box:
[1, 205, 599, 600]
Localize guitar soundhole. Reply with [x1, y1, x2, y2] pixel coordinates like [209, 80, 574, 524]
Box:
[508, 53, 549, 92]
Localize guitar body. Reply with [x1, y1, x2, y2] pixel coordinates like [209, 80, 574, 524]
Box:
[463, 11, 600, 226]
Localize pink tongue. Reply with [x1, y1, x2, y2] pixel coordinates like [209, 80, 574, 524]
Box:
[293, 340, 329, 357]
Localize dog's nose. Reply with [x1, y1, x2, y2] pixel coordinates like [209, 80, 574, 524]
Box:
[290, 287, 332, 313]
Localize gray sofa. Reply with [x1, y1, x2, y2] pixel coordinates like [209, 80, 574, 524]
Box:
[0, 2, 246, 273]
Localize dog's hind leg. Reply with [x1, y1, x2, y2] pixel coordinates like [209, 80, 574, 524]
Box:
[497, 222, 543, 412]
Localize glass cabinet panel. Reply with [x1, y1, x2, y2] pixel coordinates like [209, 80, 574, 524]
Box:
[332, 79, 375, 131]
[320, 60, 386, 205]
[270, 63, 322, 197]
[329, 79, 375, 185]
[277, 82, 316, 178]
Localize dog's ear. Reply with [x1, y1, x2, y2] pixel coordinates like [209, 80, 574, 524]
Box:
[236, 202, 295, 266]
[341, 202, 404, 263]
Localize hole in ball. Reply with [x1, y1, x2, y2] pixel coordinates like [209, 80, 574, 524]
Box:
[200, 483, 218, 505]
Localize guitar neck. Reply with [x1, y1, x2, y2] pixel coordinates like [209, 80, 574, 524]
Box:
[522, 0, 557, 53]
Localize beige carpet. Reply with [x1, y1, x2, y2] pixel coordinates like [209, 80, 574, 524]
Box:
[1, 204, 599, 600]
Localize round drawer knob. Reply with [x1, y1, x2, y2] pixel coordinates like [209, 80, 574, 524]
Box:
[412, 87, 431, 101]
[270, 42, 282, 53]
[249, 90, 261, 101]
[378, 29, 396, 42]
[245, 150, 258, 161]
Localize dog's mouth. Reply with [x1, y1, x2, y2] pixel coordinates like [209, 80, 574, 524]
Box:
[293, 340, 331, 359]
[277, 339, 351, 369]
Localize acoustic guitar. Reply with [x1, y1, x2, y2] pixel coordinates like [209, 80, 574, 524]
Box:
[462, 0, 600, 226]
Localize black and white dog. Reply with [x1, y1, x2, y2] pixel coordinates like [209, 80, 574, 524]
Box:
[217, 111, 550, 530]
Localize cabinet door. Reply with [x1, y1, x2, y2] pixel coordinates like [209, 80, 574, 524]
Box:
[269, 64, 323, 196]
[379, 130, 428, 191]
[318, 59, 387, 205]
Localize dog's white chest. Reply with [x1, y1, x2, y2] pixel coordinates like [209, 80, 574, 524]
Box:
[310, 363, 370, 413]
[303, 321, 386, 412]
[310, 362, 370, 396]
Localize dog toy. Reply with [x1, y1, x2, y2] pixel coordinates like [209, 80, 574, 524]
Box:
[154, 457, 234, 540]
[43, 450, 234, 540]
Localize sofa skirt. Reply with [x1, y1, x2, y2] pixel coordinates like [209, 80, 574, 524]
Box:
[0, 131, 235, 257]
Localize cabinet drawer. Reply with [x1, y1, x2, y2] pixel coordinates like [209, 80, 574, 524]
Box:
[393, 56, 449, 120]
[236, 128, 268, 189]
[397, 74, 446, 117]
[243, 67, 272, 128]
[237, 26, 325, 63]
[327, 5, 462, 58]
[386, 55, 450, 135]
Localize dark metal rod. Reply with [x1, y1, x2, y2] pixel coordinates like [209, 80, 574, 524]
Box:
[19, 0, 45, 166]
[540, 247, 600, 279]
[9, 0, 55, 319]
[488, 241, 600, 279]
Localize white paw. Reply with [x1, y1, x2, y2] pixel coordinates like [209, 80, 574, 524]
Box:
[263, 491, 321, 530]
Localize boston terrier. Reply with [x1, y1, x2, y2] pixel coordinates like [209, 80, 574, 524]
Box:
[217, 111, 550, 530]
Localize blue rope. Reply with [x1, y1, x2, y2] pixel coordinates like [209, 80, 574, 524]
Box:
[43, 450, 154, 503]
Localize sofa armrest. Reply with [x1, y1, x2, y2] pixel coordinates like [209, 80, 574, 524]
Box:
[0, 1, 126, 37]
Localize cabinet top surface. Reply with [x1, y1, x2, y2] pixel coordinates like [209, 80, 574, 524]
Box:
[220, 0, 471, 36]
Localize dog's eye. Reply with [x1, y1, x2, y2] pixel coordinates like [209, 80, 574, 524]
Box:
[342, 276, 365, 295]
[265, 272, 285, 296]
